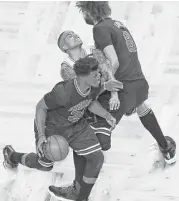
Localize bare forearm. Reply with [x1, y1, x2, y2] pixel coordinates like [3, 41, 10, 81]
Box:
[35, 103, 47, 137]
[111, 61, 119, 75]
[88, 100, 111, 119]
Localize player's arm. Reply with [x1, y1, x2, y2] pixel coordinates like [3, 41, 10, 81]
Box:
[88, 100, 116, 129]
[93, 27, 119, 75]
[35, 97, 49, 157]
[103, 45, 119, 75]
[35, 83, 66, 157]
[35, 83, 66, 137]
[35, 98, 49, 139]
[61, 63, 76, 81]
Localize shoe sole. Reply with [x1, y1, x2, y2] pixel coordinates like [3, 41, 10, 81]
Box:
[165, 152, 177, 165]
[164, 136, 177, 165]
[48, 188, 75, 201]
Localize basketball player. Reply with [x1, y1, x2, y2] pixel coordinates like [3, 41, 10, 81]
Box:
[75, 1, 176, 162]
[49, 2, 177, 200]
[59, 30, 122, 111]
[3, 57, 121, 201]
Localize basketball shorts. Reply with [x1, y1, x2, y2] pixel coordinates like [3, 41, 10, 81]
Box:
[34, 118, 101, 160]
[69, 121, 102, 156]
[90, 78, 149, 150]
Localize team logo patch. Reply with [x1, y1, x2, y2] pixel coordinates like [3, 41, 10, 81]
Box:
[68, 99, 92, 122]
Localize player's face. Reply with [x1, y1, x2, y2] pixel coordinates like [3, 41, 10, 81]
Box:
[82, 11, 94, 25]
[64, 31, 83, 50]
[86, 69, 101, 87]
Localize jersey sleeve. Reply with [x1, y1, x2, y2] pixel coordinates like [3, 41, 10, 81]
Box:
[93, 26, 113, 50]
[44, 83, 67, 109]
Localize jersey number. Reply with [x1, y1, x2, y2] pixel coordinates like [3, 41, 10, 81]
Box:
[68, 110, 85, 123]
[122, 31, 137, 52]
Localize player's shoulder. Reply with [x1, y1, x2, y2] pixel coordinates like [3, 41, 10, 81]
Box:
[94, 19, 126, 32]
[94, 18, 113, 29]
[62, 55, 74, 68]
[53, 79, 74, 96]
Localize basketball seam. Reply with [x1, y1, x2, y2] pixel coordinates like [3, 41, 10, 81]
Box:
[54, 135, 62, 160]
[49, 137, 55, 161]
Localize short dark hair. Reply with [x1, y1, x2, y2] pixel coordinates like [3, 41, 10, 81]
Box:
[57, 31, 66, 52]
[73, 56, 99, 76]
[76, 1, 111, 22]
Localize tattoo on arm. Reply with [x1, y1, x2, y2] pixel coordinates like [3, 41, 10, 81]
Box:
[61, 63, 76, 81]
[92, 48, 118, 98]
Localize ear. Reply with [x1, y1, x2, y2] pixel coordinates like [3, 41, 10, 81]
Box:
[63, 45, 68, 52]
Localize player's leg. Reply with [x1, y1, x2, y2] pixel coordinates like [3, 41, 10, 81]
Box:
[49, 124, 103, 201]
[76, 150, 104, 201]
[90, 90, 125, 151]
[137, 101, 176, 164]
[3, 145, 53, 171]
[46, 119, 88, 199]
[125, 78, 176, 164]
[48, 150, 86, 201]
[3, 124, 54, 171]
[73, 150, 86, 184]
[57, 151, 86, 194]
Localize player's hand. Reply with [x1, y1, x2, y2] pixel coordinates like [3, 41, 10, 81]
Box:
[36, 135, 47, 158]
[109, 93, 120, 110]
[105, 113, 116, 131]
[104, 80, 123, 92]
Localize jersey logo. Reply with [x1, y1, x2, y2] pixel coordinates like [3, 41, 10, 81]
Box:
[114, 21, 125, 29]
[68, 99, 92, 122]
[122, 31, 137, 52]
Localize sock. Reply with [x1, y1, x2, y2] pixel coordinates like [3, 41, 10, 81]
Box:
[11, 152, 25, 164]
[139, 109, 168, 149]
[73, 151, 87, 183]
[77, 180, 94, 201]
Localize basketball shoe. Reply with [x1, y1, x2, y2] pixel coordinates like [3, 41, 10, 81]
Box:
[48, 180, 81, 201]
[159, 136, 177, 164]
[3, 145, 18, 169]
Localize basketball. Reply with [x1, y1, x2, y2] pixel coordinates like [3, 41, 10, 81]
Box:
[43, 135, 69, 162]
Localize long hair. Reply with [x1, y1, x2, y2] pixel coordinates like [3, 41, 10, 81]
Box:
[76, 1, 111, 22]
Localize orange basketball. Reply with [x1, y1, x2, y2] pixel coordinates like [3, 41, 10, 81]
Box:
[43, 135, 69, 162]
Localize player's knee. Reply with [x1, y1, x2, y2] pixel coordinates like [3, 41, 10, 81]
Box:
[101, 143, 111, 151]
[24, 153, 53, 172]
[96, 133, 111, 151]
[137, 102, 151, 117]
